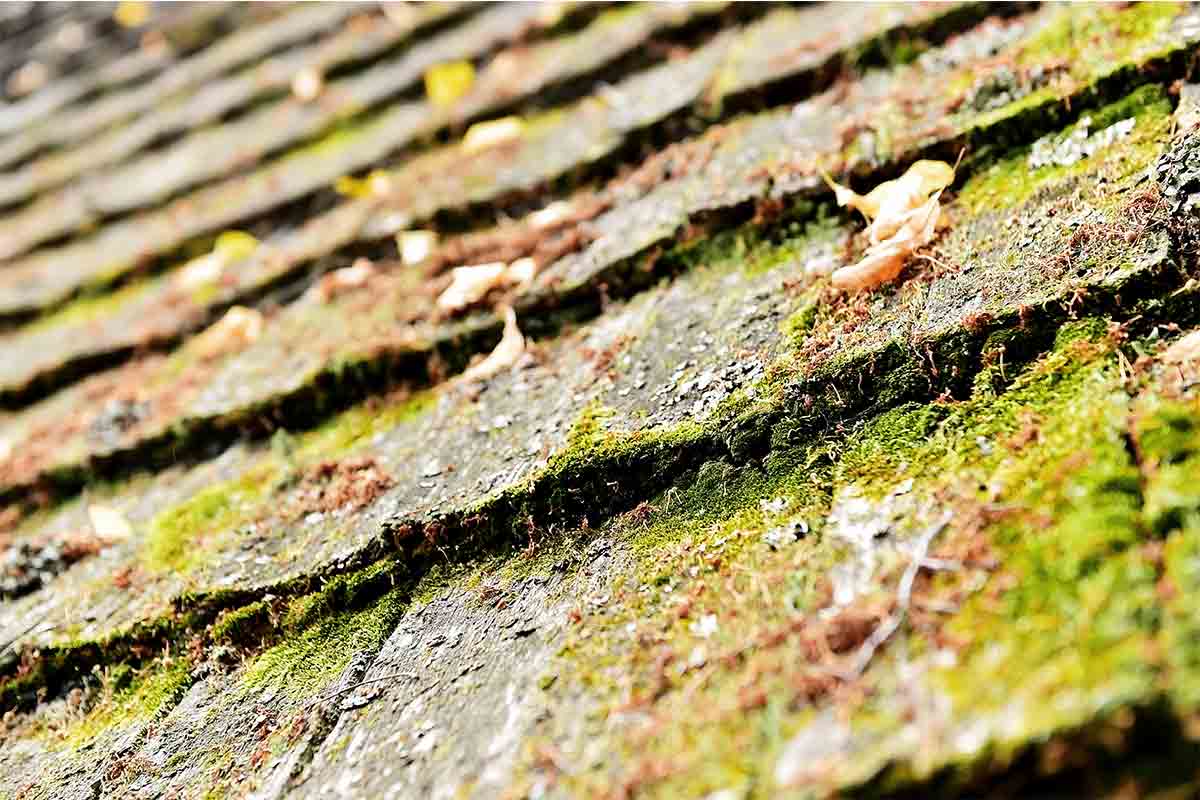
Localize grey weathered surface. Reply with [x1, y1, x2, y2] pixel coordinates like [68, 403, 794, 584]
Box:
[3, 4, 1200, 800]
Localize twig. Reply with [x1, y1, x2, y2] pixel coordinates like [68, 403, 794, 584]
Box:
[0, 620, 57, 655]
[840, 512, 951, 680]
[305, 670, 420, 707]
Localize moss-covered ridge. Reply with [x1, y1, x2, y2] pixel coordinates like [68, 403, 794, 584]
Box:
[511, 318, 1200, 798]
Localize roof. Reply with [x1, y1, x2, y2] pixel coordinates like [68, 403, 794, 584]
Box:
[1, 2, 1199, 797]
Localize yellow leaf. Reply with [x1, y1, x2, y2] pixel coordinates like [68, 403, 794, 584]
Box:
[334, 170, 393, 199]
[114, 1, 150, 28]
[213, 231, 260, 263]
[425, 60, 475, 108]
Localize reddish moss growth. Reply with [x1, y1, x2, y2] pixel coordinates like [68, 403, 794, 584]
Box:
[287, 456, 396, 518]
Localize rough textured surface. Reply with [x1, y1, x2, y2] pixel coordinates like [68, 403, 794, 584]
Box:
[2, 3, 1200, 799]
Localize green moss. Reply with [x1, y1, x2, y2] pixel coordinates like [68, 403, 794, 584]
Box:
[294, 388, 435, 461]
[242, 587, 407, 698]
[1015, 3, 1182, 76]
[1162, 519, 1200, 714]
[210, 600, 271, 644]
[142, 460, 280, 574]
[53, 657, 192, 750]
[1133, 396, 1200, 534]
[19, 280, 154, 337]
[957, 85, 1172, 216]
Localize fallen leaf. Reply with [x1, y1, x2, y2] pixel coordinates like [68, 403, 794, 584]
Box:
[462, 116, 524, 154]
[308, 258, 377, 302]
[193, 306, 264, 359]
[825, 160, 953, 292]
[461, 306, 525, 383]
[437, 262, 508, 312]
[425, 60, 475, 108]
[397, 230, 438, 266]
[292, 68, 324, 103]
[87, 504, 133, 542]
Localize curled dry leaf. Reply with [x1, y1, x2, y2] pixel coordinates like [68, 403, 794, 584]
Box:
[193, 306, 264, 360]
[292, 67, 324, 103]
[176, 231, 260, 291]
[308, 258, 377, 303]
[437, 258, 538, 313]
[438, 262, 508, 312]
[87, 504, 133, 542]
[462, 116, 524, 154]
[7, 60, 48, 97]
[461, 306, 525, 383]
[824, 160, 954, 292]
[397, 230, 438, 266]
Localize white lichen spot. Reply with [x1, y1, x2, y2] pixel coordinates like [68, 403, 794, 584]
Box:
[823, 160, 954, 292]
[461, 306, 525, 383]
[690, 613, 719, 639]
[1028, 116, 1135, 169]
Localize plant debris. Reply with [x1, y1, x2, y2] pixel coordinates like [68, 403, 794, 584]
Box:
[436, 259, 536, 313]
[461, 306, 525, 383]
[192, 306, 265, 360]
[823, 160, 955, 291]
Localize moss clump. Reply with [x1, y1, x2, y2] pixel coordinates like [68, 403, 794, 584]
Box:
[142, 461, 280, 574]
[1133, 395, 1200, 534]
[51, 657, 192, 750]
[242, 586, 407, 698]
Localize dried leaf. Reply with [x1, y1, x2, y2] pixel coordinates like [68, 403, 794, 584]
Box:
[437, 263, 508, 312]
[87, 504, 133, 542]
[309, 258, 377, 303]
[437, 257, 539, 313]
[425, 60, 475, 108]
[462, 116, 524, 154]
[462, 306, 525, 383]
[176, 231, 260, 290]
[827, 160, 953, 292]
[397, 230, 438, 266]
[292, 68, 324, 103]
[193, 306, 264, 359]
